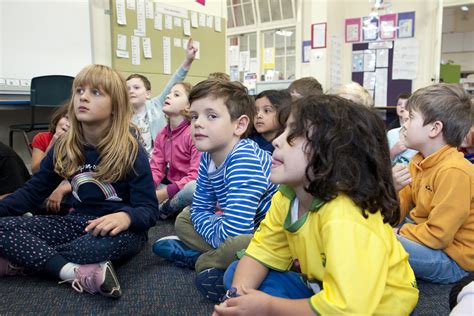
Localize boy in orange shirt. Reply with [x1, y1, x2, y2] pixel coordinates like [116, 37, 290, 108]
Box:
[393, 83, 474, 284]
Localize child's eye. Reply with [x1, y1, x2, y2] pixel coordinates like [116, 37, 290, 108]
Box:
[174, 93, 180, 97]
[76, 87, 85, 94]
[207, 114, 217, 120]
[190, 113, 198, 120]
[91, 89, 102, 96]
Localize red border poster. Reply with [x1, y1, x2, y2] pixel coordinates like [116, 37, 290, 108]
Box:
[380, 13, 397, 40]
[345, 18, 361, 43]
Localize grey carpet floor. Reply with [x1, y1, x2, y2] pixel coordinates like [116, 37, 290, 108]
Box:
[0, 220, 450, 315]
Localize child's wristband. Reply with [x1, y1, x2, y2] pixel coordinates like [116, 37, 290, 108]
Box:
[220, 287, 240, 302]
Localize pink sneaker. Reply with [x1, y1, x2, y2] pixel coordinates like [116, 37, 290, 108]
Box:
[0, 257, 25, 277]
[71, 261, 122, 298]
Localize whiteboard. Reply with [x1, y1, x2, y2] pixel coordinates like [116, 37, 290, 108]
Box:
[0, 0, 92, 80]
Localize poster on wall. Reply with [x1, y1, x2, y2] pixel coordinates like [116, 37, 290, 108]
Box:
[397, 11, 415, 38]
[302, 40, 311, 63]
[311, 23, 327, 48]
[263, 47, 275, 69]
[362, 16, 378, 41]
[345, 18, 361, 43]
[375, 68, 388, 107]
[393, 38, 419, 79]
[352, 51, 364, 72]
[380, 14, 397, 40]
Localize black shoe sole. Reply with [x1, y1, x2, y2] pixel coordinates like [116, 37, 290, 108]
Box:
[100, 262, 122, 298]
[195, 268, 226, 302]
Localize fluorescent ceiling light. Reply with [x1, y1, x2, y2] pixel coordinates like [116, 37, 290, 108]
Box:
[461, 5, 469, 11]
[276, 30, 293, 37]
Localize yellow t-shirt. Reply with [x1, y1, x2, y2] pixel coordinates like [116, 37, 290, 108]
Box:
[245, 185, 419, 315]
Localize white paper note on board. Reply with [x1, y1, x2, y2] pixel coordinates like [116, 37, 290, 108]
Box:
[215, 17, 221, 32]
[191, 12, 198, 28]
[116, 0, 127, 25]
[165, 15, 173, 30]
[117, 34, 127, 50]
[183, 19, 191, 36]
[163, 36, 171, 74]
[143, 37, 152, 58]
[131, 36, 141, 65]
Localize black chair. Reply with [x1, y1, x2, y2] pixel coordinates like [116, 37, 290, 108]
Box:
[9, 75, 74, 154]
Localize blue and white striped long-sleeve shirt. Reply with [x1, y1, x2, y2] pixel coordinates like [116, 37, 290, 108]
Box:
[190, 139, 278, 248]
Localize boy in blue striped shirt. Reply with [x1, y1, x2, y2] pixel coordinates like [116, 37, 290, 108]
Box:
[153, 79, 278, 302]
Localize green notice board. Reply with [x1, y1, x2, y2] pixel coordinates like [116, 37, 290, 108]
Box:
[110, 1, 226, 95]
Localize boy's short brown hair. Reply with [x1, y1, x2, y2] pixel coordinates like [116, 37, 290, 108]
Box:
[397, 92, 411, 103]
[126, 74, 151, 91]
[406, 83, 472, 147]
[288, 77, 323, 98]
[208, 72, 230, 81]
[189, 79, 255, 138]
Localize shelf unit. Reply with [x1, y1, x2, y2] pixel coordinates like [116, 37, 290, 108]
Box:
[461, 78, 474, 94]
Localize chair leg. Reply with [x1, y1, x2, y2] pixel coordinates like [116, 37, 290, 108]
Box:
[22, 132, 32, 156]
[9, 130, 14, 148]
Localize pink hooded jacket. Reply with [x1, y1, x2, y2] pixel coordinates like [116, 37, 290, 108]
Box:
[149, 120, 201, 198]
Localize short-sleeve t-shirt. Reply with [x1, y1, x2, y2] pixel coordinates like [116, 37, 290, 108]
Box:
[31, 132, 54, 152]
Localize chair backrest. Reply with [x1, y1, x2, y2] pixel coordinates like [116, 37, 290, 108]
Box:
[31, 75, 74, 108]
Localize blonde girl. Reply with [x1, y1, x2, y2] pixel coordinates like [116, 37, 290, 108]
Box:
[0, 65, 158, 298]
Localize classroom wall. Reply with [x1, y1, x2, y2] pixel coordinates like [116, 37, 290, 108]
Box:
[1, 0, 92, 79]
[286, 0, 443, 93]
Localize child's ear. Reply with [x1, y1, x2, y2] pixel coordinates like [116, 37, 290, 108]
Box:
[429, 120, 443, 138]
[146, 90, 152, 99]
[234, 115, 250, 137]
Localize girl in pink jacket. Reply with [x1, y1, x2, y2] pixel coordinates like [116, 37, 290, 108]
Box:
[149, 82, 201, 220]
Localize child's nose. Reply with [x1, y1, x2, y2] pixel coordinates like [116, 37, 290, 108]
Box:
[79, 91, 89, 101]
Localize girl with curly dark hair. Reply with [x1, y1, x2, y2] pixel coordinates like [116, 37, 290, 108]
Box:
[215, 95, 419, 315]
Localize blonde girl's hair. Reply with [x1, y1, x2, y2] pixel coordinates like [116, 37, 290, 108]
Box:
[331, 81, 374, 107]
[54, 64, 139, 183]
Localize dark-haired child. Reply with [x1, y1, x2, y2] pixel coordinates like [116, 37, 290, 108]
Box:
[250, 89, 291, 153]
[214, 95, 418, 315]
[459, 125, 474, 163]
[31, 104, 72, 213]
[31, 104, 70, 174]
[387, 92, 411, 130]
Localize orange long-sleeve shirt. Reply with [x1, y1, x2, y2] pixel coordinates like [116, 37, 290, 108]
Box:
[399, 145, 474, 271]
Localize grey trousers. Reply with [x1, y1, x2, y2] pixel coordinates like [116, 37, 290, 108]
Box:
[175, 207, 252, 272]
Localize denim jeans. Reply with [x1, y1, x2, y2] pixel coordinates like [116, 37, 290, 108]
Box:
[397, 235, 469, 284]
[223, 260, 315, 299]
[159, 180, 196, 213]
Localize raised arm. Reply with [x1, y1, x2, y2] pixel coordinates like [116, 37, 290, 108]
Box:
[149, 38, 197, 108]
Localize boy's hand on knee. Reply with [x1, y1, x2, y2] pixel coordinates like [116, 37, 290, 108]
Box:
[85, 212, 132, 237]
[156, 188, 169, 203]
[392, 163, 411, 192]
[213, 286, 272, 316]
